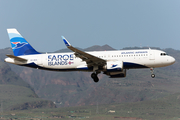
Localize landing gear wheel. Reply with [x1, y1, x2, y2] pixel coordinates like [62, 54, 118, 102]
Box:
[150, 68, 155, 78]
[91, 73, 99, 83]
[151, 74, 155, 78]
[93, 77, 99, 83]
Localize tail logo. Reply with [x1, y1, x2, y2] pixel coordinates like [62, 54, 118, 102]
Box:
[11, 42, 28, 49]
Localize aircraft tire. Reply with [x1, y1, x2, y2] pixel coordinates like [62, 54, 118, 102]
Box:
[93, 77, 99, 83]
[151, 74, 155, 78]
[91, 73, 99, 82]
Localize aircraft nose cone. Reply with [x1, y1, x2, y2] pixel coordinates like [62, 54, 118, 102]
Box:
[172, 57, 175, 63]
[170, 57, 175, 64]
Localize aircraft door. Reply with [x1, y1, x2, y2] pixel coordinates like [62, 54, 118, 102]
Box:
[149, 50, 155, 60]
[37, 55, 43, 66]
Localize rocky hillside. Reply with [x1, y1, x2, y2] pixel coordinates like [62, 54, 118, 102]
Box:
[0, 50, 56, 110]
[1, 46, 180, 108]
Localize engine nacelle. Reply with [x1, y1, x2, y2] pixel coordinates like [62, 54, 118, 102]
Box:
[104, 61, 123, 72]
[109, 69, 126, 78]
[103, 61, 126, 78]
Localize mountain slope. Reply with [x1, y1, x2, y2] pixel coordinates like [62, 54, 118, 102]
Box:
[0, 84, 56, 111]
[1, 46, 180, 108]
[0, 51, 56, 110]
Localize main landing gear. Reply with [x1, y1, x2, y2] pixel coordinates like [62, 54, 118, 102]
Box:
[91, 72, 99, 83]
[150, 68, 155, 78]
[91, 66, 100, 83]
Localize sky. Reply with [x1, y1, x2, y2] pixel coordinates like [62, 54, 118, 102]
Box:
[0, 0, 180, 52]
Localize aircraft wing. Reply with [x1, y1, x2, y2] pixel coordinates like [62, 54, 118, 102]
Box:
[62, 36, 106, 67]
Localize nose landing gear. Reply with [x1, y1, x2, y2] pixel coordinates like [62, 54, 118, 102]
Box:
[150, 68, 155, 78]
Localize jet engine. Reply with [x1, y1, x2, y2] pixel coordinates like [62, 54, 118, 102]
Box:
[103, 61, 126, 78]
[104, 61, 123, 72]
[108, 69, 126, 78]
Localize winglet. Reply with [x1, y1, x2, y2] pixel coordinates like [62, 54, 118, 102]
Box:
[62, 36, 71, 47]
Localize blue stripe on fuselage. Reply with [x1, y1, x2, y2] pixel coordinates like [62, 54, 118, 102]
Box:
[21, 62, 148, 72]
[123, 62, 148, 69]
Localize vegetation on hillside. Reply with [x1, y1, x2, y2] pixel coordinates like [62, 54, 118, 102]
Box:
[0, 46, 180, 119]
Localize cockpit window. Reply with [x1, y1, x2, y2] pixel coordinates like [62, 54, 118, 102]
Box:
[161, 53, 168, 56]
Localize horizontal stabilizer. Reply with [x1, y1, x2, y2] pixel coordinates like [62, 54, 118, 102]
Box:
[6, 54, 27, 62]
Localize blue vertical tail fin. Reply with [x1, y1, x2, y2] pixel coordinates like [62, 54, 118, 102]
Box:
[7, 28, 41, 56]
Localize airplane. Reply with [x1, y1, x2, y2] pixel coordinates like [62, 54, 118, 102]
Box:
[4, 28, 176, 82]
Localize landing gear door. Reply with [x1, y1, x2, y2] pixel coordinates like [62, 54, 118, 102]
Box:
[149, 50, 155, 60]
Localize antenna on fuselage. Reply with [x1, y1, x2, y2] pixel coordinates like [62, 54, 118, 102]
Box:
[140, 44, 142, 48]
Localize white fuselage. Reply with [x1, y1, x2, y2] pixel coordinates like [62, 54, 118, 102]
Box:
[5, 49, 175, 71]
